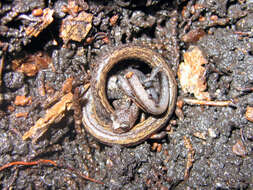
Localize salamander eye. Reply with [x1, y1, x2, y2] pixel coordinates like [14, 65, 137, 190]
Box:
[115, 77, 119, 85]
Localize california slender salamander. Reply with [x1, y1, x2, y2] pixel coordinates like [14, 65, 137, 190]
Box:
[120, 68, 169, 115]
[82, 45, 177, 146]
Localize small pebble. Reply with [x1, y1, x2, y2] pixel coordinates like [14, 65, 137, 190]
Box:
[208, 128, 217, 138]
[4, 72, 24, 89]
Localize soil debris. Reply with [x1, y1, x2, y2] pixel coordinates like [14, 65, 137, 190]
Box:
[11, 52, 51, 77]
[181, 28, 206, 43]
[32, 8, 43, 17]
[151, 142, 162, 152]
[15, 112, 28, 118]
[175, 99, 184, 120]
[183, 136, 195, 180]
[193, 131, 207, 140]
[14, 95, 32, 106]
[245, 106, 253, 122]
[178, 46, 210, 100]
[110, 14, 119, 26]
[61, 0, 88, 16]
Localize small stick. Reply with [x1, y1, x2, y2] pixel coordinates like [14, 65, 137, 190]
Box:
[234, 31, 252, 36]
[237, 87, 253, 93]
[183, 98, 233, 106]
[183, 136, 195, 180]
[240, 128, 246, 145]
[0, 159, 57, 171]
[59, 164, 104, 185]
[0, 56, 4, 87]
[0, 159, 104, 185]
[4, 168, 19, 190]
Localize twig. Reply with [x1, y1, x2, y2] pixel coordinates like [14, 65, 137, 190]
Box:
[237, 87, 253, 93]
[183, 98, 234, 107]
[0, 56, 4, 87]
[183, 136, 195, 180]
[240, 128, 246, 145]
[0, 159, 104, 185]
[234, 31, 252, 36]
[59, 164, 104, 185]
[4, 168, 19, 190]
[0, 159, 57, 171]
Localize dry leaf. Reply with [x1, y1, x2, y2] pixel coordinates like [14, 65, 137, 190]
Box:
[12, 52, 51, 77]
[61, 77, 74, 94]
[232, 140, 246, 157]
[60, 11, 93, 42]
[25, 8, 54, 37]
[22, 92, 73, 143]
[178, 46, 210, 100]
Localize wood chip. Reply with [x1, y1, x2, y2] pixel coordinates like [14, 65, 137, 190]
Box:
[7, 105, 15, 112]
[181, 28, 206, 43]
[61, 77, 74, 94]
[60, 11, 93, 42]
[245, 106, 253, 122]
[15, 112, 28, 118]
[11, 52, 51, 77]
[110, 14, 119, 26]
[14, 96, 32, 106]
[193, 132, 207, 140]
[232, 139, 246, 157]
[22, 92, 73, 143]
[25, 8, 54, 37]
[178, 46, 210, 100]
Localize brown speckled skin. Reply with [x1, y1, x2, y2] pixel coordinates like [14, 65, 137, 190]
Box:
[82, 44, 177, 146]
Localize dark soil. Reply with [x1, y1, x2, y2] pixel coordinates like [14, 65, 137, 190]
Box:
[0, 0, 253, 189]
